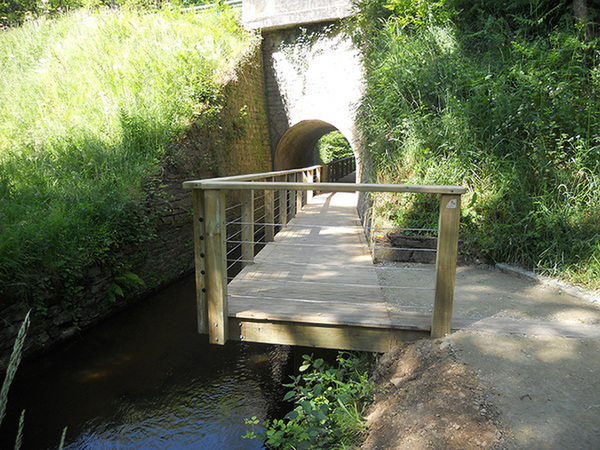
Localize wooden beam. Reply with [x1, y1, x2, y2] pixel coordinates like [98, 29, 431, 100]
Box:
[204, 189, 228, 345]
[192, 189, 207, 334]
[431, 194, 461, 338]
[183, 164, 324, 187]
[230, 319, 428, 353]
[191, 181, 466, 195]
[241, 189, 254, 268]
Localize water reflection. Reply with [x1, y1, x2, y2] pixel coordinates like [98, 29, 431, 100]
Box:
[1, 276, 285, 449]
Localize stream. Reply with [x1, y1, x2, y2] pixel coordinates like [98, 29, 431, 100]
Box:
[0, 275, 288, 449]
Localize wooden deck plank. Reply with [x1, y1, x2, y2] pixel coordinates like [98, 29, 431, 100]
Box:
[227, 192, 392, 336]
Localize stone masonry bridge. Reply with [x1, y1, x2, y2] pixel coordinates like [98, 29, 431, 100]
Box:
[241, 0, 364, 173]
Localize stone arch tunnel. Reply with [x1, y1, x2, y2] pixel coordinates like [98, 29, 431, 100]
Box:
[274, 119, 339, 170]
[242, 0, 364, 174]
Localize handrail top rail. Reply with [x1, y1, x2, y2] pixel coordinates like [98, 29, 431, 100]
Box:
[184, 180, 466, 195]
[183, 158, 354, 187]
[183, 164, 325, 188]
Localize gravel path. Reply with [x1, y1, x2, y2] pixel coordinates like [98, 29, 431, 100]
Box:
[377, 263, 600, 448]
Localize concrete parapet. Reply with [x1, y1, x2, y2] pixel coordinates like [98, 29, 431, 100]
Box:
[242, 0, 354, 30]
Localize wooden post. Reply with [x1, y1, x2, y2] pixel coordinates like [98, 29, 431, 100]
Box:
[315, 165, 322, 195]
[306, 170, 313, 203]
[278, 175, 287, 226]
[192, 189, 208, 334]
[241, 189, 254, 267]
[431, 194, 461, 338]
[265, 183, 275, 243]
[296, 172, 303, 212]
[204, 189, 228, 345]
[288, 173, 296, 219]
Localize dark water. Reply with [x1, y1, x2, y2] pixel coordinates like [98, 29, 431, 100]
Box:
[1, 275, 287, 449]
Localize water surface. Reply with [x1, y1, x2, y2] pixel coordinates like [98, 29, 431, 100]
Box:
[1, 275, 285, 449]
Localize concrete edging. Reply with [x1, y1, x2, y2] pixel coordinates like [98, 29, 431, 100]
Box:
[495, 263, 600, 305]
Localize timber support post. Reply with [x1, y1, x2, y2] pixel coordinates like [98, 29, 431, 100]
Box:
[205, 189, 228, 345]
[192, 189, 208, 334]
[241, 189, 254, 267]
[431, 194, 461, 338]
[278, 175, 287, 226]
[265, 179, 275, 242]
[296, 172, 303, 213]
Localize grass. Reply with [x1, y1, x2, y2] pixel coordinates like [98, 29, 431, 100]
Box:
[352, 0, 600, 289]
[0, 311, 30, 428]
[0, 6, 259, 307]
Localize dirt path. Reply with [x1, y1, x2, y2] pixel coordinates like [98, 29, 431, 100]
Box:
[365, 264, 600, 448]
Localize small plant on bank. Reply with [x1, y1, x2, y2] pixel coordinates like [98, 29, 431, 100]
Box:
[244, 352, 374, 449]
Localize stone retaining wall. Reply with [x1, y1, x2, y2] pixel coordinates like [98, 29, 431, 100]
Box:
[0, 45, 272, 370]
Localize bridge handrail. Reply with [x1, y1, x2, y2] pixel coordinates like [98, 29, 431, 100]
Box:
[186, 180, 465, 194]
[183, 164, 323, 186]
[182, 158, 465, 194]
[184, 159, 463, 347]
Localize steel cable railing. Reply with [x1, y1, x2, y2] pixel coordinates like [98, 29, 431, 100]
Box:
[183, 156, 464, 345]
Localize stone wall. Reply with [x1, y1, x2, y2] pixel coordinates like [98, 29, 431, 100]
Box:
[0, 45, 272, 370]
[261, 22, 364, 171]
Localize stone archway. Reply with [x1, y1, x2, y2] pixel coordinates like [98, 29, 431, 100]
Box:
[274, 119, 342, 170]
[258, 21, 364, 173]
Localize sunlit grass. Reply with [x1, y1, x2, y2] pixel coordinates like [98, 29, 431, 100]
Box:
[0, 6, 259, 303]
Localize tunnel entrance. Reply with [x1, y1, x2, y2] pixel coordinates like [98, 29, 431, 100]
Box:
[273, 120, 353, 170]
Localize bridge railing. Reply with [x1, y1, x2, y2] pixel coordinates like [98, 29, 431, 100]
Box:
[322, 155, 355, 182]
[183, 161, 465, 346]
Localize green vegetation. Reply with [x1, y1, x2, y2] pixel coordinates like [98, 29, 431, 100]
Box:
[0, 312, 30, 448]
[0, 7, 258, 310]
[317, 131, 353, 164]
[0, 0, 219, 29]
[354, 0, 600, 288]
[244, 353, 374, 449]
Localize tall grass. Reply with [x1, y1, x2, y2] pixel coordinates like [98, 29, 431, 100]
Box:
[353, 0, 600, 288]
[0, 7, 259, 305]
[0, 311, 30, 428]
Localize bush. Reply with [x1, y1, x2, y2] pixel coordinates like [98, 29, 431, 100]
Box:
[353, 0, 600, 288]
[244, 353, 374, 449]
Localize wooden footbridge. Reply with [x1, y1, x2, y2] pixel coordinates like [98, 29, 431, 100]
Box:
[183, 158, 466, 352]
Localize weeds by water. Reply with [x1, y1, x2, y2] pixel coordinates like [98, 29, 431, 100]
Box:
[244, 352, 374, 449]
[0, 311, 30, 449]
[352, 0, 600, 289]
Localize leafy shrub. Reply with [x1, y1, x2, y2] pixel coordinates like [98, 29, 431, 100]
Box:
[244, 353, 374, 449]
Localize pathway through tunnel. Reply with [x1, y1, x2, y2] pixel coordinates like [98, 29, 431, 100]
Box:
[274, 120, 354, 170]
